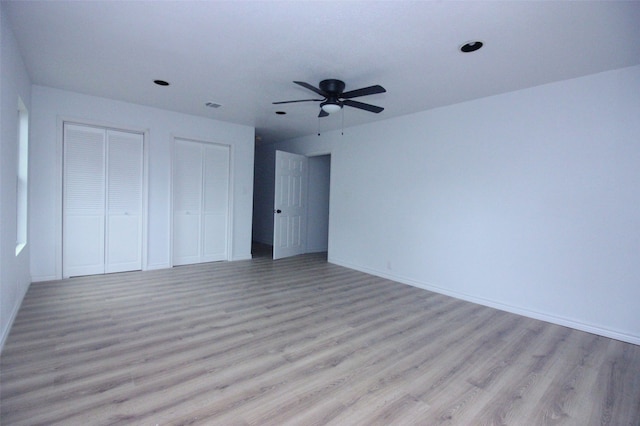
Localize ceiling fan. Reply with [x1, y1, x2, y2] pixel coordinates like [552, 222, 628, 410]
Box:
[273, 79, 386, 117]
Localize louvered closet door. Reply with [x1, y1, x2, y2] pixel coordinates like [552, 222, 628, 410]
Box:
[63, 124, 107, 277]
[105, 130, 143, 273]
[173, 139, 229, 266]
[63, 123, 143, 277]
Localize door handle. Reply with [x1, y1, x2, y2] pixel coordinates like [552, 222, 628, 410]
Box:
[274, 209, 282, 214]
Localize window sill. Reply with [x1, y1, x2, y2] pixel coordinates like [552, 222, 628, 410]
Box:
[15, 242, 26, 256]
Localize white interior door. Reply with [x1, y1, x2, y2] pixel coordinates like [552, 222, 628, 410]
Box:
[63, 124, 143, 277]
[173, 139, 230, 266]
[202, 144, 230, 261]
[273, 150, 308, 260]
[63, 124, 106, 277]
[105, 130, 144, 273]
[173, 140, 203, 266]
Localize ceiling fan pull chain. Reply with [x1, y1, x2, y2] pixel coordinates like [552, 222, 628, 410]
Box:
[341, 107, 344, 135]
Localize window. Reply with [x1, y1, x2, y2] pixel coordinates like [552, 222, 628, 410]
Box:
[16, 97, 28, 255]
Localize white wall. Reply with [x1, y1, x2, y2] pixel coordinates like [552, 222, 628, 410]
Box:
[1, 4, 32, 351]
[256, 65, 640, 344]
[30, 86, 255, 282]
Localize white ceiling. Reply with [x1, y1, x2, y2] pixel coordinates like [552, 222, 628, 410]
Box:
[4, 1, 640, 144]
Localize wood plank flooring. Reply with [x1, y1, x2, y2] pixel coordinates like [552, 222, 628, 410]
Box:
[1, 252, 639, 425]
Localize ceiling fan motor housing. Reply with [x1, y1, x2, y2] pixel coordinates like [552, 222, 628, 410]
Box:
[319, 79, 346, 95]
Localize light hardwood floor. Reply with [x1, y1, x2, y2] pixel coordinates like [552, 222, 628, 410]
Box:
[1, 251, 639, 425]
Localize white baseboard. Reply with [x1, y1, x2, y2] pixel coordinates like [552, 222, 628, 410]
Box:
[306, 246, 329, 254]
[328, 256, 640, 346]
[146, 262, 172, 271]
[0, 282, 31, 354]
[30, 274, 58, 283]
[232, 254, 253, 261]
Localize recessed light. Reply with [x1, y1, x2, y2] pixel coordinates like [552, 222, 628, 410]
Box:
[460, 41, 483, 53]
[153, 79, 170, 86]
[275, 111, 286, 115]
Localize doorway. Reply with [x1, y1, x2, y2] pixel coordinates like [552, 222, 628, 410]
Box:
[251, 149, 331, 259]
[62, 122, 144, 278]
[270, 151, 330, 260]
[172, 138, 231, 266]
[306, 154, 331, 254]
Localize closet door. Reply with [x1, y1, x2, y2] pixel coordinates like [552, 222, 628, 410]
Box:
[105, 130, 144, 273]
[173, 140, 203, 266]
[202, 144, 230, 261]
[173, 139, 229, 266]
[63, 124, 106, 277]
[63, 123, 143, 277]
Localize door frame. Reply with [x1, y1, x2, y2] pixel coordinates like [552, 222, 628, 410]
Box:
[169, 136, 234, 266]
[305, 153, 331, 254]
[271, 150, 331, 260]
[56, 117, 149, 280]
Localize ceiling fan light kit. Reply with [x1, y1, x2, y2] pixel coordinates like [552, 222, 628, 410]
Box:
[273, 79, 386, 117]
[320, 101, 342, 114]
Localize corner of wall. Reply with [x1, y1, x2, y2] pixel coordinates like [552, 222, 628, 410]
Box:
[0, 279, 31, 354]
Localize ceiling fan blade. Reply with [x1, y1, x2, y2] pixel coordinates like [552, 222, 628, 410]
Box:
[272, 98, 323, 105]
[343, 99, 384, 113]
[294, 81, 327, 97]
[318, 109, 329, 118]
[341, 85, 386, 99]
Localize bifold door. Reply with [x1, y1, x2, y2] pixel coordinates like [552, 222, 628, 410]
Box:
[173, 139, 230, 266]
[63, 123, 143, 277]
